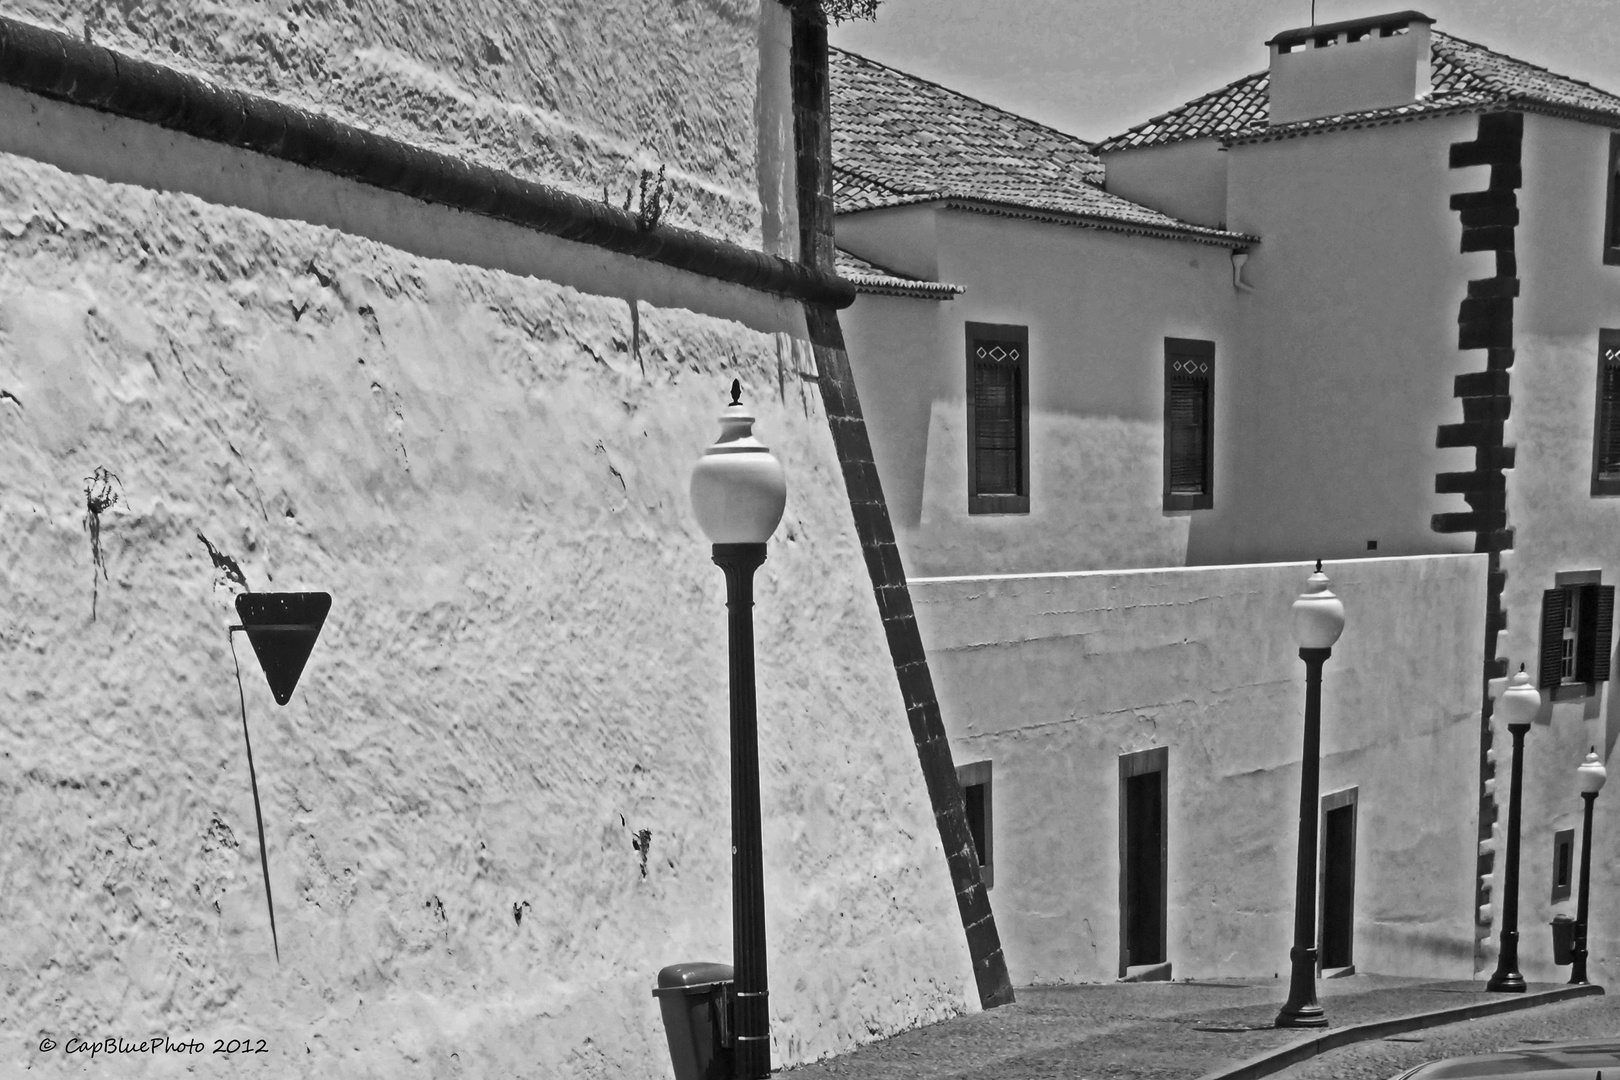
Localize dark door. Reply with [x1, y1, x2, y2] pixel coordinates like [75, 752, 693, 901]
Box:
[1320, 802, 1356, 970]
[1124, 771, 1165, 967]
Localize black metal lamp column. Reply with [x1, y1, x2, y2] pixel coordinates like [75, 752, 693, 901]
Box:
[715, 541, 769, 1075]
[1276, 561, 1344, 1030]
[1571, 747, 1608, 986]
[1488, 665, 1541, 993]
[691, 379, 788, 1080]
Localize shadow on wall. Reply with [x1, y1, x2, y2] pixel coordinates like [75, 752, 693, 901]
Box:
[1605, 638, 1620, 759]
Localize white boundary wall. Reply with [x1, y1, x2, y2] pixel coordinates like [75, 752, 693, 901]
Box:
[912, 554, 1486, 985]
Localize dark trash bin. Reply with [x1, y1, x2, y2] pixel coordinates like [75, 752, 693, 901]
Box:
[653, 962, 734, 1080]
[1551, 914, 1576, 965]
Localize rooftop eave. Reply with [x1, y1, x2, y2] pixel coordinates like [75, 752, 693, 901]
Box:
[1223, 94, 1620, 147]
[847, 275, 966, 300]
[1095, 132, 1234, 155]
[937, 197, 1258, 249]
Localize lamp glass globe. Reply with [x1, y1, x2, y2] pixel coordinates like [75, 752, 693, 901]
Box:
[689, 384, 787, 545]
[1497, 667, 1541, 728]
[1291, 564, 1345, 649]
[1578, 748, 1608, 795]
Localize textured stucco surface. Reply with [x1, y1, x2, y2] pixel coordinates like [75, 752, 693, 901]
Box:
[911, 555, 1485, 986]
[0, 151, 978, 1077]
[1484, 112, 1620, 988]
[2, 0, 766, 244]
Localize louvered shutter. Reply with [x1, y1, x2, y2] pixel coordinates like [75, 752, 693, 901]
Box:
[1164, 340, 1213, 503]
[1540, 588, 1567, 690]
[1591, 584, 1615, 683]
[974, 342, 1022, 496]
[1168, 379, 1208, 494]
[1599, 349, 1620, 480]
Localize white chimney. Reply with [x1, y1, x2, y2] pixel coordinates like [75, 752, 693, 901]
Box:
[1267, 10, 1434, 125]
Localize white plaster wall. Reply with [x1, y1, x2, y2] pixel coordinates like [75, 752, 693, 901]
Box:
[1099, 140, 1230, 229]
[834, 293, 947, 532]
[0, 152, 978, 1077]
[911, 554, 1485, 985]
[2, 0, 767, 244]
[834, 204, 942, 283]
[1201, 116, 1485, 567]
[840, 209, 1239, 579]
[1486, 111, 1620, 985]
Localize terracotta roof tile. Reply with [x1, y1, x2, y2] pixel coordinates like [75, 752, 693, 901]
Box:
[835, 247, 965, 299]
[1094, 31, 1620, 152]
[830, 47, 1253, 245]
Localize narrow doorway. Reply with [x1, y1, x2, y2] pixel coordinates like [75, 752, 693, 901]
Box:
[1119, 747, 1168, 976]
[956, 760, 993, 888]
[1319, 787, 1358, 973]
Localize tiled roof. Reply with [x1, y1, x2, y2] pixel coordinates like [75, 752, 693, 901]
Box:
[1094, 31, 1620, 152]
[835, 248, 965, 300]
[830, 47, 1254, 247]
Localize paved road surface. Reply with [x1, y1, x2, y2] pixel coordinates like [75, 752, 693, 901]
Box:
[1271, 992, 1620, 1080]
[778, 977, 1594, 1079]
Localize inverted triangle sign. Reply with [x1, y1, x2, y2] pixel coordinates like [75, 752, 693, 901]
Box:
[235, 592, 331, 705]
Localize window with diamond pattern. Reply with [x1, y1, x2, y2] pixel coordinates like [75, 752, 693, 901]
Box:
[966, 323, 1029, 514]
[1163, 338, 1215, 511]
[1593, 330, 1620, 495]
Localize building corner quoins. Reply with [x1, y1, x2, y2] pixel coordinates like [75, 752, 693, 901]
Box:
[1437, 108, 1524, 966]
[785, 4, 1015, 1010]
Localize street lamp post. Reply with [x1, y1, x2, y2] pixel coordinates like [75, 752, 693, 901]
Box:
[1487, 664, 1541, 993]
[1276, 560, 1345, 1029]
[1570, 747, 1607, 986]
[690, 379, 787, 1080]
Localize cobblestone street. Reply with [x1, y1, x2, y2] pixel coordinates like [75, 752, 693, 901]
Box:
[780, 978, 1607, 1080]
[1270, 991, 1620, 1080]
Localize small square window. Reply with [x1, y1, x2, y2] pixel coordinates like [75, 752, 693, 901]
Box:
[956, 760, 993, 888]
[1552, 828, 1575, 903]
[966, 324, 1030, 515]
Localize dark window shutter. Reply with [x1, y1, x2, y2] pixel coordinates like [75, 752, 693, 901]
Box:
[1168, 380, 1207, 494]
[1540, 588, 1567, 689]
[1600, 353, 1620, 480]
[1164, 340, 1214, 505]
[1612, 156, 1620, 248]
[1589, 584, 1615, 682]
[974, 347, 1021, 496]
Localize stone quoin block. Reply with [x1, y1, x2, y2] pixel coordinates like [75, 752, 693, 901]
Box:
[1459, 314, 1514, 351]
[1460, 395, 1512, 422]
[1455, 368, 1511, 396]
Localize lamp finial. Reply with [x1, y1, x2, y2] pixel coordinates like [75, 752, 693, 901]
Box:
[1315, 559, 1322, 573]
[730, 379, 742, 406]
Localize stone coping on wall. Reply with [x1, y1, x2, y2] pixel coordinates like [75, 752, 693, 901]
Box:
[911, 552, 1483, 586]
[0, 14, 856, 310]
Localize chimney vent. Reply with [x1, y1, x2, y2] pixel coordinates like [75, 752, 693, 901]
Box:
[1267, 10, 1434, 125]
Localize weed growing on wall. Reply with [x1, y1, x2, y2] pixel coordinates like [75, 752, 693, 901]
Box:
[632, 828, 653, 878]
[784, 0, 881, 23]
[83, 467, 123, 621]
[197, 531, 250, 592]
[604, 164, 673, 231]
